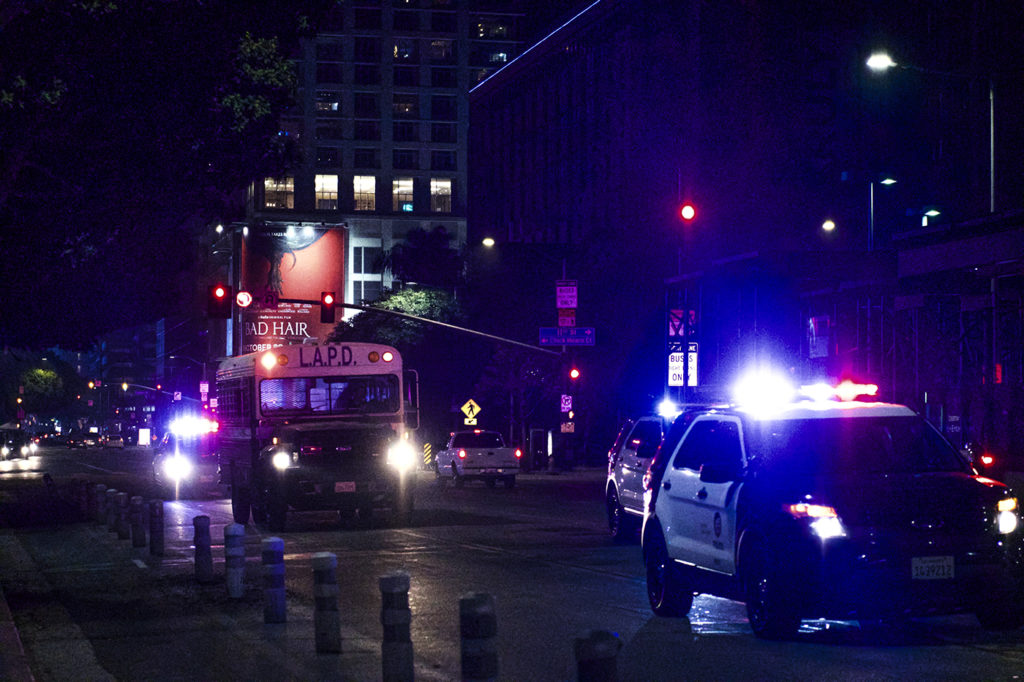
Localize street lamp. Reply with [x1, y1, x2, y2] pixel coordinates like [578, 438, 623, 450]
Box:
[867, 51, 995, 213]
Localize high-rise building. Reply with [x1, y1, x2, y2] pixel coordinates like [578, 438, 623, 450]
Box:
[231, 1, 527, 354]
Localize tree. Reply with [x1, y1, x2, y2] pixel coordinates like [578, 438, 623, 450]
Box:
[0, 1, 333, 346]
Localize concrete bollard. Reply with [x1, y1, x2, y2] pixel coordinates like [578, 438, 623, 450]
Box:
[574, 630, 622, 682]
[193, 515, 213, 584]
[262, 537, 286, 623]
[115, 491, 131, 540]
[460, 592, 498, 682]
[380, 571, 413, 681]
[105, 489, 119, 531]
[312, 552, 341, 654]
[224, 523, 246, 598]
[130, 496, 147, 548]
[148, 499, 164, 556]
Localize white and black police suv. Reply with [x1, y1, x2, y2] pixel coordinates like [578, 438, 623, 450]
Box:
[641, 373, 1024, 639]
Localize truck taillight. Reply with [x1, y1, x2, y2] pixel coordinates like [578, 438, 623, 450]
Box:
[458, 449, 467, 459]
[514, 448, 522, 458]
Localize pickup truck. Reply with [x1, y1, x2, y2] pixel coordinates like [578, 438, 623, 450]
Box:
[435, 429, 522, 488]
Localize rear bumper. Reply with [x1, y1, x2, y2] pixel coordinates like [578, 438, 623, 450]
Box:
[798, 534, 1024, 620]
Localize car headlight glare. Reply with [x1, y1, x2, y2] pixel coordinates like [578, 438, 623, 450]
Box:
[386, 441, 416, 473]
[163, 455, 193, 482]
[19, 445, 28, 456]
[272, 451, 293, 471]
[1, 446, 8, 456]
[997, 510, 1018, 535]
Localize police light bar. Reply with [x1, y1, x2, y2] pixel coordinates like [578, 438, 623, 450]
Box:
[799, 380, 879, 402]
[169, 416, 219, 437]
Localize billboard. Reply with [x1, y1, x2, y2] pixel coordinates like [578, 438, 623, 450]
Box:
[239, 225, 347, 354]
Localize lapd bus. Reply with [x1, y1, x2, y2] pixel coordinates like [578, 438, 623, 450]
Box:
[215, 342, 419, 529]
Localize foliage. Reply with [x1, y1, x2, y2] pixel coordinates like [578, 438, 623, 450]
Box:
[327, 288, 463, 350]
[20, 368, 64, 413]
[0, 0, 333, 346]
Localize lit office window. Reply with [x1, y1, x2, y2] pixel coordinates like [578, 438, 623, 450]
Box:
[430, 178, 452, 212]
[393, 177, 414, 212]
[264, 176, 294, 209]
[354, 175, 376, 211]
[315, 174, 338, 210]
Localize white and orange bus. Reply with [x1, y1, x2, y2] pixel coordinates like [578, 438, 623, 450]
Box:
[215, 342, 419, 529]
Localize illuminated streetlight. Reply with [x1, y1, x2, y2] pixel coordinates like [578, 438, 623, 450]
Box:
[867, 51, 995, 213]
[482, 237, 496, 247]
[821, 219, 836, 233]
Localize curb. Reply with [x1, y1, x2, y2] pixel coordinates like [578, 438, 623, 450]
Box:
[0, 582, 34, 682]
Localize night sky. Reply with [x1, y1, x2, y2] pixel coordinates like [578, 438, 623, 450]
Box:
[2, 0, 1023, 350]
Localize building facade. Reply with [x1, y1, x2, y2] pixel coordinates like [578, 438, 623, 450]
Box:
[222, 0, 527, 356]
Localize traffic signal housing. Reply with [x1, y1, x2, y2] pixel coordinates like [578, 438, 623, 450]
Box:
[207, 284, 232, 318]
[320, 291, 336, 323]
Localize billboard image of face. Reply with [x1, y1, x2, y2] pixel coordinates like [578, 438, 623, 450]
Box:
[239, 225, 347, 353]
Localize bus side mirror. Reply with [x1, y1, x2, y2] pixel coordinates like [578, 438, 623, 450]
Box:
[403, 370, 419, 430]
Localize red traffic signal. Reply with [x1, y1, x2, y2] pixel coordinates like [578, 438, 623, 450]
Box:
[569, 367, 581, 380]
[207, 284, 232, 318]
[679, 203, 696, 221]
[320, 291, 336, 323]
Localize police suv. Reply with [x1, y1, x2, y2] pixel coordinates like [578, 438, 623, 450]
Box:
[641, 378, 1024, 639]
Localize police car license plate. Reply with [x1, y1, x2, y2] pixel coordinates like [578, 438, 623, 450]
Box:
[334, 481, 356, 493]
[911, 555, 954, 580]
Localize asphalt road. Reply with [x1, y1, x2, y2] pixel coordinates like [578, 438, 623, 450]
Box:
[1, 445, 1024, 680]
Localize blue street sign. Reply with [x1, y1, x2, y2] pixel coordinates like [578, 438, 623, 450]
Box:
[539, 327, 596, 346]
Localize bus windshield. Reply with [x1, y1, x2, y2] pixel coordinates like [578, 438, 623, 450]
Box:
[260, 375, 400, 416]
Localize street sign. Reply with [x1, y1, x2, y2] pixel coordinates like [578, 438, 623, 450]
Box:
[539, 327, 595, 346]
[556, 280, 577, 309]
[560, 394, 572, 413]
[464, 417, 478, 426]
[558, 309, 576, 327]
[561, 422, 575, 433]
[461, 399, 481, 419]
[668, 343, 698, 387]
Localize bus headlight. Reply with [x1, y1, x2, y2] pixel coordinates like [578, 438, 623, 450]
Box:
[272, 451, 293, 471]
[163, 455, 194, 483]
[386, 441, 416, 473]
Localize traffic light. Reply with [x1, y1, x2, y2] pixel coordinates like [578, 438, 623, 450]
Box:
[207, 284, 232, 318]
[679, 203, 696, 221]
[320, 291, 336, 323]
[569, 367, 581, 381]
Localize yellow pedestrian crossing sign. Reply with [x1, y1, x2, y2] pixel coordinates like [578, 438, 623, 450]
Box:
[461, 399, 481, 419]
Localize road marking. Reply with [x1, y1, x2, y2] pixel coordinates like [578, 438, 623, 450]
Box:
[132, 559, 147, 569]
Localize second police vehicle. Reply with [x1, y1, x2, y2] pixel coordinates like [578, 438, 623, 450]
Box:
[215, 342, 419, 530]
[641, 371, 1024, 639]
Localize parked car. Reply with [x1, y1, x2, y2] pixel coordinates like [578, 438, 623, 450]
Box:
[605, 416, 662, 542]
[641, 379, 1024, 639]
[66, 432, 99, 448]
[102, 434, 125, 449]
[435, 430, 522, 488]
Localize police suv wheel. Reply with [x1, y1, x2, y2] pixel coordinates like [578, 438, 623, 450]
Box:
[744, 544, 801, 640]
[644, 534, 693, 617]
[607, 488, 631, 542]
[502, 475, 515, 489]
[453, 470, 464, 488]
